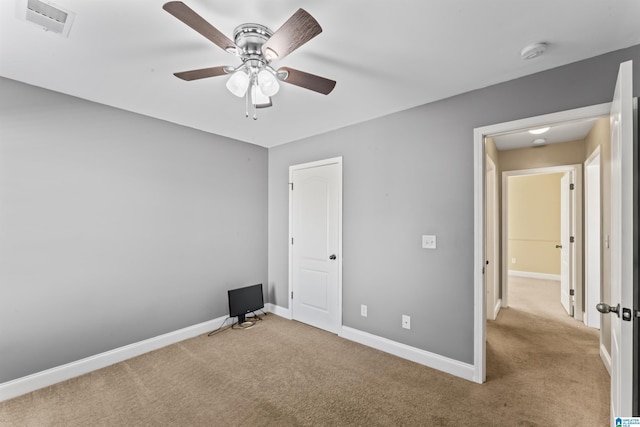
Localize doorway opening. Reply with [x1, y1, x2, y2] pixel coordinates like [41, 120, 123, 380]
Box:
[472, 102, 611, 383]
[501, 165, 582, 318]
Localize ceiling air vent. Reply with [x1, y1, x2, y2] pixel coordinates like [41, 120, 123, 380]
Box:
[16, 0, 75, 37]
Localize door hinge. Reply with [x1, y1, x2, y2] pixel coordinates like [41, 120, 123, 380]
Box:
[570, 183, 575, 190]
[289, 182, 294, 190]
[569, 289, 575, 296]
[291, 237, 294, 245]
[570, 236, 575, 243]
[291, 291, 293, 299]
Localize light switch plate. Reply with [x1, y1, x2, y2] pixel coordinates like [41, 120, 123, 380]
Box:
[422, 235, 436, 249]
[361, 304, 367, 317]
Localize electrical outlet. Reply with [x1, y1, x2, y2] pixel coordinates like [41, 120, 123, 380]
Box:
[511, 258, 517, 264]
[422, 235, 436, 249]
[402, 314, 411, 330]
[361, 304, 367, 317]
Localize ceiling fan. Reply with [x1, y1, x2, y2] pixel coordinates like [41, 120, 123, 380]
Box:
[163, 1, 336, 119]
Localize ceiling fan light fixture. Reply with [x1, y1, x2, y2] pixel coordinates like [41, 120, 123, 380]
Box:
[163, 3, 336, 118]
[226, 70, 250, 97]
[258, 69, 280, 97]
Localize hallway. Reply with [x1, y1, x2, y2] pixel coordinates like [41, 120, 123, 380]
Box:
[486, 276, 609, 424]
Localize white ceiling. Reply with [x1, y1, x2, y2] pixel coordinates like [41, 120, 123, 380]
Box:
[492, 117, 601, 151]
[1, 0, 639, 148]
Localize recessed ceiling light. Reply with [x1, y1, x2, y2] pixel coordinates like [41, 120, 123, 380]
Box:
[532, 138, 547, 145]
[529, 127, 550, 135]
[520, 42, 547, 60]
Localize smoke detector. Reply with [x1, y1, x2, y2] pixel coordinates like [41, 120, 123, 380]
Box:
[16, 0, 76, 37]
[520, 42, 547, 60]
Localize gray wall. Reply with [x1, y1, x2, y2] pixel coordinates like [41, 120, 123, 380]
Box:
[268, 45, 640, 364]
[0, 78, 268, 383]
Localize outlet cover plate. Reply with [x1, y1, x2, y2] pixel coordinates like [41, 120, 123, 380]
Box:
[402, 314, 411, 329]
[422, 235, 436, 249]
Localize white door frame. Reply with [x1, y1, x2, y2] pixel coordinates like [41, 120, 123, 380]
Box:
[486, 155, 500, 320]
[288, 156, 343, 334]
[501, 165, 582, 317]
[584, 146, 602, 329]
[473, 102, 611, 383]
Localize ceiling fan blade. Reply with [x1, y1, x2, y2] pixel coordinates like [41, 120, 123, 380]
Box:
[163, 1, 235, 52]
[174, 66, 228, 81]
[279, 67, 336, 95]
[261, 9, 322, 60]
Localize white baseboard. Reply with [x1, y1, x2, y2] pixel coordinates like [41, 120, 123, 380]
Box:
[600, 343, 612, 376]
[493, 298, 502, 319]
[340, 326, 475, 382]
[0, 315, 230, 403]
[265, 303, 291, 319]
[508, 270, 561, 281]
[2, 307, 473, 403]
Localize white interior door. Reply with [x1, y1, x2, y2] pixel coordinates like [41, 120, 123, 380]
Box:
[290, 159, 342, 334]
[606, 60, 634, 420]
[559, 171, 574, 316]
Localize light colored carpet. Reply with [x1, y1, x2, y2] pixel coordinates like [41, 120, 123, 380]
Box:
[0, 278, 608, 426]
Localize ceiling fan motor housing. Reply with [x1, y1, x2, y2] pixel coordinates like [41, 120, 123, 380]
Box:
[233, 24, 273, 62]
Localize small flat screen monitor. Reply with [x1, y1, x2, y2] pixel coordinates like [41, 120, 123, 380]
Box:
[228, 283, 264, 324]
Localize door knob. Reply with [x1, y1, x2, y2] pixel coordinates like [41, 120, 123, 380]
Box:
[555, 244, 562, 248]
[329, 254, 337, 260]
[596, 302, 620, 317]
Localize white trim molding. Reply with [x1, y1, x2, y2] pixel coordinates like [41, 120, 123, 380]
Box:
[265, 303, 291, 319]
[473, 102, 611, 386]
[493, 298, 502, 320]
[600, 343, 612, 376]
[0, 315, 230, 402]
[508, 270, 561, 281]
[341, 326, 475, 382]
[1, 305, 291, 402]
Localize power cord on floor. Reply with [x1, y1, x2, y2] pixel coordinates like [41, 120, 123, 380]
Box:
[208, 311, 268, 335]
[207, 316, 233, 336]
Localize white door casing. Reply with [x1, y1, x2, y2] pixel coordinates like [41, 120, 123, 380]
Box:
[486, 155, 500, 320]
[584, 148, 601, 329]
[473, 102, 611, 384]
[560, 171, 574, 316]
[607, 60, 634, 420]
[289, 157, 342, 334]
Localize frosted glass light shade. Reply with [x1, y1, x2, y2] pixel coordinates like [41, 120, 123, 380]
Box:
[258, 69, 280, 97]
[251, 84, 271, 107]
[226, 70, 250, 97]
